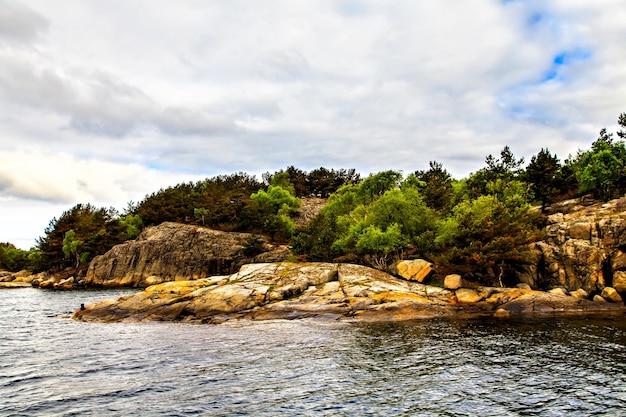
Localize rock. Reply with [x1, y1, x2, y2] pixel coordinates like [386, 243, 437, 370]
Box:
[514, 196, 626, 294]
[55, 276, 74, 290]
[73, 262, 626, 324]
[516, 283, 532, 290]
[497, 292, 622, 315]
[0, 282, 32, 288]
[601, 287, 623, 304]
[396, 259, 432, 283]
[40, 280, 56, 289]
[455, 288, 483, 304]
[444, 274, 462, 290]
[84, 222, 291, 288]
[570, 288, 589, 299]
[612, 271, 626, 293]
[594, 295, 606, 302]
[548, 287, 569, 296]
[569, 222, 592, 240]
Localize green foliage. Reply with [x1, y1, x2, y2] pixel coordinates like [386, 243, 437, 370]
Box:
[251, 185, 300, 214]
[136, 172, 262, 230]
[36, 203, 126, 271]
[467, 146, 525, 198]
[0, 243, 31, 272]
[574, 128, 626, 201]
[120, 214, 143, 239]
[62, 230, 84, 268]
[264, 166, 361, 197]
[193, 208, 208, 226]
[251, 180, 301, 242]
[433, 180, 542, 285]
[294, 171, 436, 268]
[415, 160, 453, 212]
[524, 148, 561, 211]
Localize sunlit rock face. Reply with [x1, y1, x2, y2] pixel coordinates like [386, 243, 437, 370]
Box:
[84, 222, 291, 288]
[73, 262, 626, 324]
[516, 197, 626, 298]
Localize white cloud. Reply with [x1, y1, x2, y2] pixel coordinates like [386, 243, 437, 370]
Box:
[1, 0, 625, 247]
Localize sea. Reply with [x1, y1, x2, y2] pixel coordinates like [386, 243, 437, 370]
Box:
[1, 288, 625, 416]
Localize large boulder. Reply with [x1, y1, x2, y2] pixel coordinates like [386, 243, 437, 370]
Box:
[73, 262, 626, 324]
[396, 259, 433, 283]
[84, 222, 291, 288]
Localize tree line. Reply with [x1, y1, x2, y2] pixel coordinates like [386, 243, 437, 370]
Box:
[2, 113, 624, 284]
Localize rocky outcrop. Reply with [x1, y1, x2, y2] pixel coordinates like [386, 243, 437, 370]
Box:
[73, 262, 626, 323]
[0, 270, 48, 288]
[84, 222, 291, 288]
[517, 196, 626, 297]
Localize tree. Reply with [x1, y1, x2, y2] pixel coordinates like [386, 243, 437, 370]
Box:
[575, 128, 626, 201]
[295, 171, 436, 268]
[250, 176, 301, 242]
[467, 146, 525, 198]
[36, 203, 126, 271]
[0, 243, 30, 272]
[62, 230, 83, 268]
[617, 112, 626, 139]
[194, 208, 208, 226]
[120, 214, 143, 239]
[525, 148, 561, 211]
[415, 161, 453, 212]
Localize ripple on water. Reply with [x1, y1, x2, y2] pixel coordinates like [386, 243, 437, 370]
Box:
[1, 289, 626, 416]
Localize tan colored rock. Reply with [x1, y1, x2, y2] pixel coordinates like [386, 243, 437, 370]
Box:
[601, 287, 623, 304]
[444, 274, 462, 290]
[455, 288, 483, 304]
[84, 222, 291, 288]
[548, 287, 568, 296]
[516, 283, 532, 290]
[73, 262, 626, 324]
[38, 279, 55, 289]
[570, 288, 589, 299]
[55, 276, 74, 289]
[396, 259, 432, 282]
[493, 308, 511, 318]
[569, 222, 592, 240]
[0, 281, 32, 288]
[613, 271, 626, 293]
[594, 295, 607, 302]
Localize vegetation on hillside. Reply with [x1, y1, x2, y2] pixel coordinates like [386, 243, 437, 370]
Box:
[3, 113, 625, 286]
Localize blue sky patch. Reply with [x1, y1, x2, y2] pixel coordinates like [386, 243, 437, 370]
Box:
[542, 49, 592, 82]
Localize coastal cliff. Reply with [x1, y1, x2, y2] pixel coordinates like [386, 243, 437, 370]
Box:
[83, 222, 291, 287]
[516, 196, 626, 299]
[73, 262, 626, 323]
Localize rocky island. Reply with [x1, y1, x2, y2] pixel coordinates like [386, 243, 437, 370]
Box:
[73, 261, 626, 323]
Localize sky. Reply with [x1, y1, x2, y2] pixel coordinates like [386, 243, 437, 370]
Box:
[1, 0, 625, 249]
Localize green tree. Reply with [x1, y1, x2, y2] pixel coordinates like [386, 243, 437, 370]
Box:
[0, 243, 30, 272]
[120, 214, 143, 239]
[62, 230, 83, 268]
[415, 160, 453, 212]
[36, 203, 126, 271]
[575, 128, 626, 201]
[467, 146, 525, 198]
[251, 176, 301, 242]
[193, 208, 209, 226]
[525, 148, 561, 211]
[434, 181, 541, 286]
[295, 171, 436, 269]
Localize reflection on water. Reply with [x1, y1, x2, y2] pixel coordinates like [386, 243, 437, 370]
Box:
[1, 288, 625, 416]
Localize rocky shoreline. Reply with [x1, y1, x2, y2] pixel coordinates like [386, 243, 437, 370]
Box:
[73, 262, 626, 324]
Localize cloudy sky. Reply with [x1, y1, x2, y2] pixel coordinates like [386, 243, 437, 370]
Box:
[1, 0, 625, 249]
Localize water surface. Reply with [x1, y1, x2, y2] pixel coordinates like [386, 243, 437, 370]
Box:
[1, 288, 625, 416]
